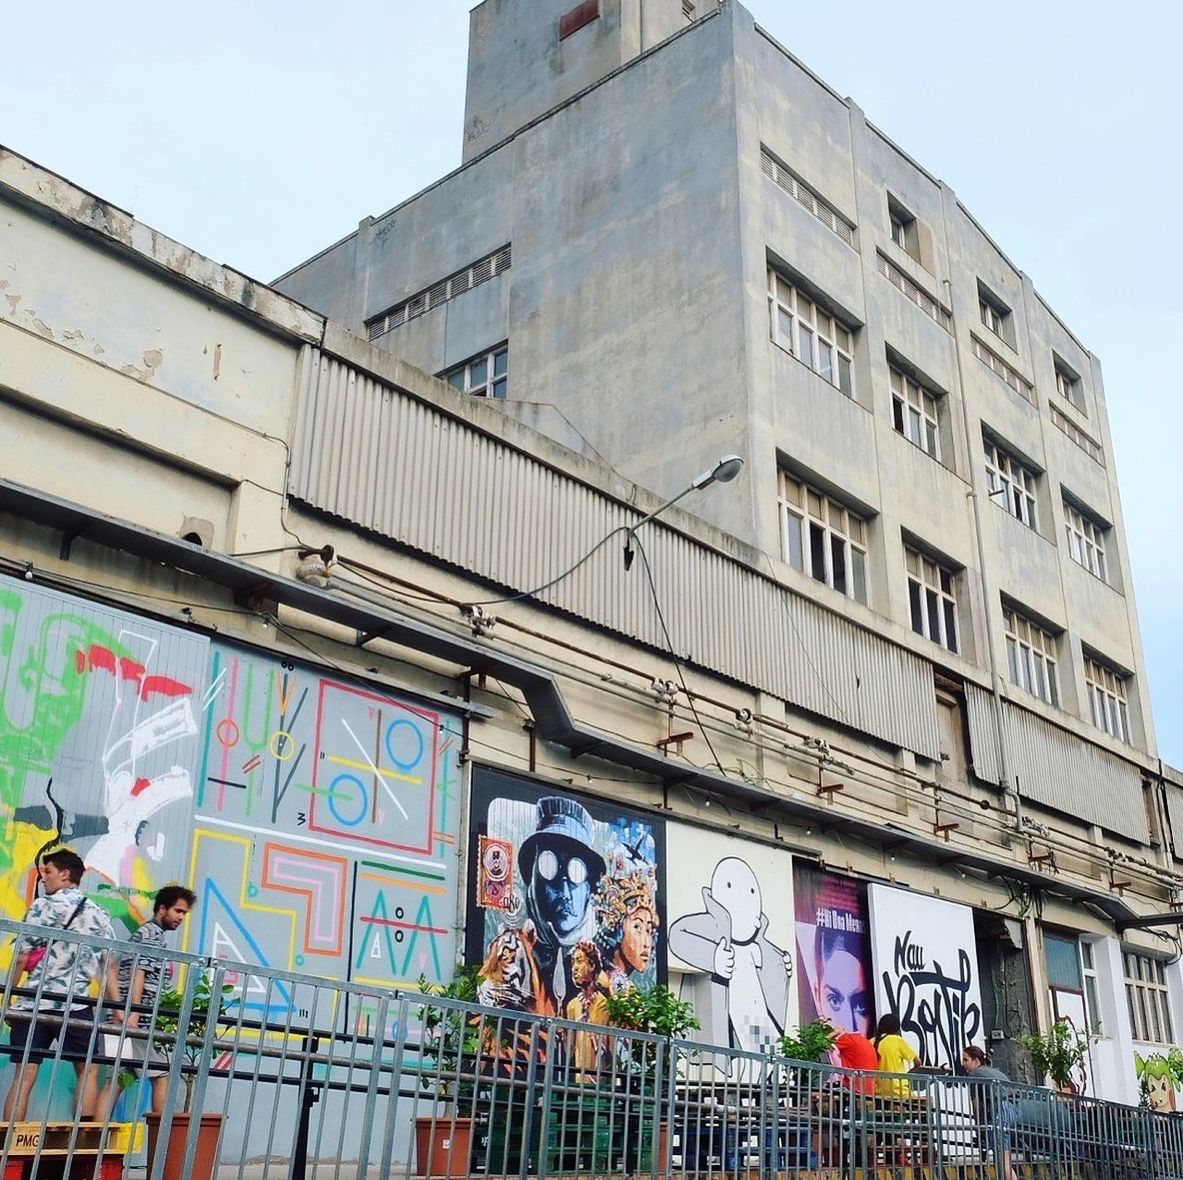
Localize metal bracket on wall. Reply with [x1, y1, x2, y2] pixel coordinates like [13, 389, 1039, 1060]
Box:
[232, 579, 275, 611]
[59, 523, 89, 561]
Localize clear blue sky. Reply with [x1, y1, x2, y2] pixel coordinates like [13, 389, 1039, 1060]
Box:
[5, 1, 1180, 764]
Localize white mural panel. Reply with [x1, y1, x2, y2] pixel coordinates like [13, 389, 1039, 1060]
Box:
[868, 885, 983, 1069]
[667, 825, 795, 1055]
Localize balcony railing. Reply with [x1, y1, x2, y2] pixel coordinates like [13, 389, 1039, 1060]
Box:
[0, 917, 1178, 1179]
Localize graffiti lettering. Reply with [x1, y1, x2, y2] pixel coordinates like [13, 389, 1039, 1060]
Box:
[882, 933, 981, 1067]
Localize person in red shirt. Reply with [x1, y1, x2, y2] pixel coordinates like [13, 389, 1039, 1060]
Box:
[834, 1029, 879, 1095]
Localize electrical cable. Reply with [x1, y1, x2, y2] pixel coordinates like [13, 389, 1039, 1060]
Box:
[632, 532, 728, 778]
[442, 526, 633, 608]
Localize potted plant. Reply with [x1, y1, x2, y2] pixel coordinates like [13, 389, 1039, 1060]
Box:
[413, 968, 482, 1178]
[143, 973, 234, 1180]
[602, 983, 701, 1174]
[778, 1018, 838, 1100]
[1020, 1020, 1091, 1094]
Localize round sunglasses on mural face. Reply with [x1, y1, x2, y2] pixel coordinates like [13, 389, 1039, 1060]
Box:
[535, 849, 588, 885]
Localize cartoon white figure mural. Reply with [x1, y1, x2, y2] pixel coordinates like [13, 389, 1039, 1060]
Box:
[668, 834, 795, 1055]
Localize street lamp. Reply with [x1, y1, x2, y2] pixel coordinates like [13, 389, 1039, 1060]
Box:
[623, 454, 744, 570]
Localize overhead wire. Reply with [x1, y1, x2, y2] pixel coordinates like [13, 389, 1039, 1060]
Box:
[631, 532, 728, 777]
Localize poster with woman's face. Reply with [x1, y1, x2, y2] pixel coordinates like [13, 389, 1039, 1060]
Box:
[793, 863, 874, 1037]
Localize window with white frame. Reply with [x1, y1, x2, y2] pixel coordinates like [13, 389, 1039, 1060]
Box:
[1064, 500, 1108, 581]
[1125, 951, 1174, 1044]
[984, 435, 1039, 529]
[1085, 654, 1131, 743]
[442, 345, 508, 399]
[778, 471, 868, 603]
[1054, 358, 1085, 412]
[905, 547, 959, 653]
[767, 269, 855, 397]
[1003, 605, 1060, 706]
[890, 365, 941, 459]
[1081, 941, 1102, 1036]
[978, 281, 1016, 348]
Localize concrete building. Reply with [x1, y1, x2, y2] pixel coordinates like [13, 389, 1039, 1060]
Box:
[273, 0, 1173, 1099]
[0, 0, 1178, 1121]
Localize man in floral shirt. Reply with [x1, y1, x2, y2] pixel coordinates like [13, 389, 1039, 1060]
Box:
[4, 849, 121, 1120]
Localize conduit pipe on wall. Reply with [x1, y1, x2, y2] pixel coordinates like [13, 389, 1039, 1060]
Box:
[0, 478, 1140, 923]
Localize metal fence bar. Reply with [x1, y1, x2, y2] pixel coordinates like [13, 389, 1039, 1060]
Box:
[5, 916, 1183, 1180]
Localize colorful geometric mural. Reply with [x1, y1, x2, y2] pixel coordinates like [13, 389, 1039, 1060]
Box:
[190, 642, 463, 999]
[0, 579, 464, 1004]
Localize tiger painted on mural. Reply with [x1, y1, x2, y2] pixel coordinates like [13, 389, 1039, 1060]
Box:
[477, 920, 552, 1016]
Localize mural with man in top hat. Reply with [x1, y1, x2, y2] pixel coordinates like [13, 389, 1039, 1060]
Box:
[466, 768, 666, 1022]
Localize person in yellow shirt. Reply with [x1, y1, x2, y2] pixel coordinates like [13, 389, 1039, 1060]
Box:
[873, 1013, 920, 1097]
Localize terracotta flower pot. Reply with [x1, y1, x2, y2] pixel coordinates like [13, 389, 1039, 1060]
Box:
[414, 1114, 475, 1177]
[144, 1111, 225, 1180]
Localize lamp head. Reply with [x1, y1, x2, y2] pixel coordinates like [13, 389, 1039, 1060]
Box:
[691, 454, 744, 490]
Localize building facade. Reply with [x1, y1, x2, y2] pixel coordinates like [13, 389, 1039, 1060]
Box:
[0, 0, 1178, 1119]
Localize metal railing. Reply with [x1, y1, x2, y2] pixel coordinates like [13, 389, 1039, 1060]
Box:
[0, 916, 1180, 1179]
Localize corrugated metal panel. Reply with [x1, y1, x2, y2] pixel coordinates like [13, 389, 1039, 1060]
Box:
[965, 684, 1148, 842]
[1163, 785, 1183, 860]
[292, 347, 941, 758]
[0, 576, 209, 897]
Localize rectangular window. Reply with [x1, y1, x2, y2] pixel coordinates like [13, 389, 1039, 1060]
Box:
[978, 281, 1016, 348]
[1003, 605, 1060, 706]
[1064, 500, 1108, 581]
[778, 471, 868, 603]
[1082, 941, 1102, 1036]
[1054, 357, 1085, 412]
[890, 365, 941, 459]
[1124, 951, 1173, 1044]
[1085, 655, 1131, 744]
[442, 345, 509, 399]
[887, 196, 920, 263]
[984, 436, 1039, 530]
[768, 270, 855, 397]
[905, 546, 959, 653]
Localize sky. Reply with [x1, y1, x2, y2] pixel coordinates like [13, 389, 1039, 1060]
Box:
[5, 1, 1181, 763]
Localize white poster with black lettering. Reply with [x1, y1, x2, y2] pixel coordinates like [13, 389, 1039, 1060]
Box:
[867, 885, 983, 1070]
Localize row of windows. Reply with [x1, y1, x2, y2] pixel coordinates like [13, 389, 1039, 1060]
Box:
[763, 156, 1092, 424]
[778, 468, 1131, 740]
[1050, 939, 1175, 1048]
[767, 270, 1113, 591]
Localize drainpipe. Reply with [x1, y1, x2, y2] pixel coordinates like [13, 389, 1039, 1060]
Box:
[939, 191, 1022, 835]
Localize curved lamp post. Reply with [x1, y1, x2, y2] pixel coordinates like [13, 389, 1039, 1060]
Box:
[622, 454, 744, 570]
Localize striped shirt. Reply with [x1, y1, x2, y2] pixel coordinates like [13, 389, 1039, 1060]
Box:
[117, 919, 171, 1006]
